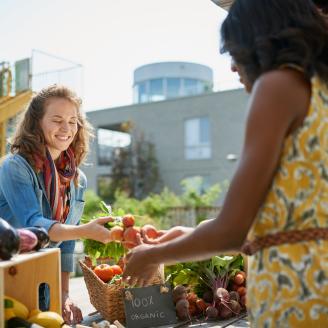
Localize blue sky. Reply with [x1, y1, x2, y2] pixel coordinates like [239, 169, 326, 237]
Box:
[0, 0, 241, 111]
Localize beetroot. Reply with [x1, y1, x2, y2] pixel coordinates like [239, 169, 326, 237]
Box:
[206, 306, 218, 319]
[172, 285, 187, 304]
[229, 300, 241, 315]
[203, 290, 213, 303]
[229, 291, 240, 302]
[217, 303, 233, 319]
[176, 299, 189, 320]
[216, 287, 230, 303]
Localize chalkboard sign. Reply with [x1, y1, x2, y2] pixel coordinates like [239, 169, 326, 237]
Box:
[123, 284, 177, 328]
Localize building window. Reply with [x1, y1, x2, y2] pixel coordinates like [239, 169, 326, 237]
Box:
[167, 78, 181, 99]
[97, 128, 131, 165]
[185, 116, 211, 160]
[134, 82, 148, 103]
[183, 78, 198, 96]
[149, 78, 164, 102]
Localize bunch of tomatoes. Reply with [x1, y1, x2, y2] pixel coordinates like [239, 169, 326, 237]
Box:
[93, 263, 124, 284]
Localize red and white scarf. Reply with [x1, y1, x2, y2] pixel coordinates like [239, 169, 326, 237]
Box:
[35, 147, 77, 223]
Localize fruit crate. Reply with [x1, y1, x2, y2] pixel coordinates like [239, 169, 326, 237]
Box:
[0, 248, 61, 327]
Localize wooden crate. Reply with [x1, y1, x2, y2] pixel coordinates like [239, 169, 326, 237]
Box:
[0, 248, 61, 327]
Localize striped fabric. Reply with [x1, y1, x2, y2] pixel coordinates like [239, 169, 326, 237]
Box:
[38, 147, 76, 223]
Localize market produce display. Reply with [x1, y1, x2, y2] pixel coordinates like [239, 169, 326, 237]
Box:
[166, 254, 247, 322]
[85, 209, 161, 285]
[82, 202, 161, 264]
[82, 203, 247, 325]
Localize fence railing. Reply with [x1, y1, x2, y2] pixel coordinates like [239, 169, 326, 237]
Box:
[166, 206, 221, 227]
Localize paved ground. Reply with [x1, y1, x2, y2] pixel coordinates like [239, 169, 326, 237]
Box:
[69, 277, 249, 328]
[70, 275, 97, 317]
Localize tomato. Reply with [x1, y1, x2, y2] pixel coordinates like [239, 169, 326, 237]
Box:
[93, 264, 114, 282]
[111, 264, 123, 276]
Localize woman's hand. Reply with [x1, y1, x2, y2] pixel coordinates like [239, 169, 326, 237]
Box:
[62, 293, 83, 325]
[141, 226, 194, 245]
[48, 216, 114, 243]
[123, 227, 194, 286]
[80, 216, 113, 243]
[123, 243, 160, 287]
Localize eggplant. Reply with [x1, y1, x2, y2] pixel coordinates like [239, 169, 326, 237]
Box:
[17, 229, 38, 253]
[0, 218, 20, 260]
[24, 227, 50, 250]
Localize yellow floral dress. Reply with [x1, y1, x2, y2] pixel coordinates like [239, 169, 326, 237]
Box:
[247, 75, 328, 328]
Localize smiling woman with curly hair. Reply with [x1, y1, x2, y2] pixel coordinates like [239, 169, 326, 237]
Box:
[0, 85, 113, 324]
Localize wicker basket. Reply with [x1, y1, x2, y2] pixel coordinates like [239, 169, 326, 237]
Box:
[79, 259, 164, 322]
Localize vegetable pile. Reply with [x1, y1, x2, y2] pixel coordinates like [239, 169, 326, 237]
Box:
[83, 201, 163, 288]
[166, 254, 247, 321]
[4, 295, 65, 327]
[82, 201, 162, 263]
[93, 263, 124, 284]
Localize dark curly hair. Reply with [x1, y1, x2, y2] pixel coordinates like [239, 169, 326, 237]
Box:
[313, 0, 328, 13]
[220, 0, 328, 87]
[11, 85, 93, 181]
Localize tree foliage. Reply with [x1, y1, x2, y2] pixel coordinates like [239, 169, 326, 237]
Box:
[102, 131, 160, 202]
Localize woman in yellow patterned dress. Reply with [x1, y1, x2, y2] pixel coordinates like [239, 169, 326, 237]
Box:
[122, 0, 328, 326]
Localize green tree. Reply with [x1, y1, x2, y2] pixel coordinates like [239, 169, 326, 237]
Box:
[100, 130, 161, 202]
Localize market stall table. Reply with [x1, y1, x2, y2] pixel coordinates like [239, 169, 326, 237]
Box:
[70, 277, 249, 328]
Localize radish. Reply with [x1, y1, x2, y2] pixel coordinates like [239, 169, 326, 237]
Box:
[123, 227, 140, 248]
[237, 286, 247, 297]
[141, 224, 158, 239]
[110, 226, 124, 242]
[122, 214, 135, 228]
[233, 273, 245, 286]
[240, 295, 246, 308]
[188, 302, 197, 316]
[238, 271, 246, 279]
[186, 292, 197, 304]
[196, 299, 207, 313]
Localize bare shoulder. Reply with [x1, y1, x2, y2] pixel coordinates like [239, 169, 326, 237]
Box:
[249, 69, 311, 132]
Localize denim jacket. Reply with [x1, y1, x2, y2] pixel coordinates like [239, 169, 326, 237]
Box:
[0, 154, 86, 272]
